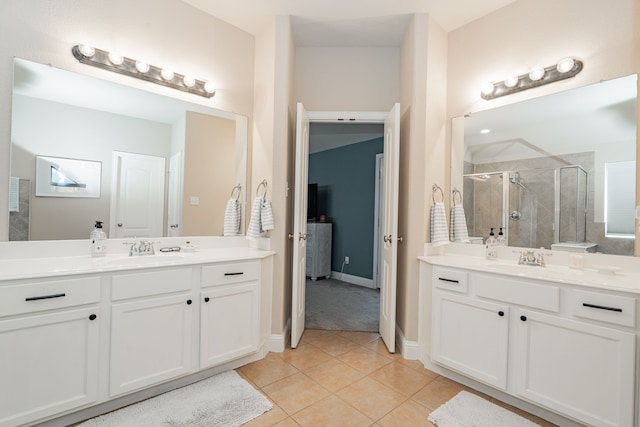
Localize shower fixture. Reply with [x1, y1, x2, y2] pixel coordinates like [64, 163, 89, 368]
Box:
[510, 173, 528, 190]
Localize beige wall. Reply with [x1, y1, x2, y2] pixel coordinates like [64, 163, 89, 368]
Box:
[0, 0, 255, 240]
[182, 112, 236, 236]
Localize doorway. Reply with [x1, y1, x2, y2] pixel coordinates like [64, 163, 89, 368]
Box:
[291, 104, 400, 352]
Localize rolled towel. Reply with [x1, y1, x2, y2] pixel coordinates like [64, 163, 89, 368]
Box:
[223, 198, 240, 236]
[246, 197, 263, 241]
[430, 202, 449, 247]
[450, 204, 470, 243]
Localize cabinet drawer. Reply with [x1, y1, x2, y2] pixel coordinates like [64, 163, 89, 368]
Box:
[568, 289, 636, 327]
[111, 268, 192, 301]
[0, 277, 100, 317]
[475, 274, 559, 312]
[433, 267, 468, 293]
[202, 261, 259, 287]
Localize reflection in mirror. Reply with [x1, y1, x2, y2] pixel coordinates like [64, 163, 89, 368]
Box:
[451, 74, 637, 256]
[9, 58, 247, 241]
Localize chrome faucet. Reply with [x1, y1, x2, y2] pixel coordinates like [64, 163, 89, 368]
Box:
[517, 250, 550, 267]
[124, 240, 156, 256]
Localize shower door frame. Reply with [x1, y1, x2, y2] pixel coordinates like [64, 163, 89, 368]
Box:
[464, 171, 510, 243]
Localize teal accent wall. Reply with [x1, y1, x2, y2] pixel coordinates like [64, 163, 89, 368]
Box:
[308, 137, 383, 279]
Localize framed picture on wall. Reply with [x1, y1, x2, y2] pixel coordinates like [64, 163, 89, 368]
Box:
[35, 155, 101, 198]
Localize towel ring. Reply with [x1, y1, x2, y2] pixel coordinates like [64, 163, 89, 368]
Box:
[230, 184, 242, 200]
[452, 188, 462, 205]
[432, 184, 444, 204]
[256, 179, 268, 198]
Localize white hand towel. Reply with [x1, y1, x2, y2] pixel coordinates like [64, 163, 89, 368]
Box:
[430, 202, 449, 247]
[9, 177, 19, 213]
[260, 198, 275, 231]
[223, 198, 240, 236]
[246, 197, 263, 241]
[450, 204, 470, 243]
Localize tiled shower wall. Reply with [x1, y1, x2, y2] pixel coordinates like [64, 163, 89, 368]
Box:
[464, 151, 634, 256]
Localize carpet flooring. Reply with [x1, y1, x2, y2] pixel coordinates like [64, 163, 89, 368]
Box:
[305, 278, 379, 332]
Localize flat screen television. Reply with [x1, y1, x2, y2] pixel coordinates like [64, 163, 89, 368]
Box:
[307, 183, 318, 221]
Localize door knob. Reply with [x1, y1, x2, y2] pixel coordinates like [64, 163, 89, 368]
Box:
[300, 233, 307, 241]
[383, 235, 391, 243]
[397, 236, 404, 243]
[288, 234, 294, 240]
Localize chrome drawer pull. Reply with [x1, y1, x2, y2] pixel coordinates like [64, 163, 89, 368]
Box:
[25, 293, 66, 301]
[224, 272, 244, 276]
[582, 303, 622, 313]
[438, 277, 459, 284]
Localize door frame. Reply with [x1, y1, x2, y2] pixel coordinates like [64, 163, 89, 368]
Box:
[294, 108, 397, 350]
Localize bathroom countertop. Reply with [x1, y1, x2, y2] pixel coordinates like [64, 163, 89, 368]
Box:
[419, 253, 640, 295]
[0, 246, 274, 282]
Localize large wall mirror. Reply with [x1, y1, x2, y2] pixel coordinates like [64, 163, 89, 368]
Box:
[9, 58, 248, 241]
[451, 74, 637, 256]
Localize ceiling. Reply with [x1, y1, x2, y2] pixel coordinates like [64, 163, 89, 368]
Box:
[181, 0, 517, 47]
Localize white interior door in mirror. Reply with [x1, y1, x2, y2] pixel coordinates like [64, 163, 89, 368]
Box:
[110, 151, 165, 238]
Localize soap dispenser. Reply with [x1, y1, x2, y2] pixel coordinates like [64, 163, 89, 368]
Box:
[486, 228, 498, 260]
[497, 227, 507, 246]
[91, 221, 107, 257]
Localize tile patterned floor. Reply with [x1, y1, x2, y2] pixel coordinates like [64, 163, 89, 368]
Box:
[238, 329, 557, 427]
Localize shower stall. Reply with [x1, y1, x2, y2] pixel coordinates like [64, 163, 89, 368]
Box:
[463, 165, 588, 249]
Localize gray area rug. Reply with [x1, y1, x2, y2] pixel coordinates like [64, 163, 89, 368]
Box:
[77, 371, 272, 427]
[305, 278, 379, 331]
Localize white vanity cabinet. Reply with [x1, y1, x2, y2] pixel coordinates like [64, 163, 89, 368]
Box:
[200, 261, 260, 368]
[109, 268, 195, 397]
[0, 276, 101, 427]
[430, 266, 637, 427]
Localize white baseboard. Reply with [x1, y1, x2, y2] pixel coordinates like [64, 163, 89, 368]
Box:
[395, 323, 420, 360]
[330, 271, 375, 289]
[269, 318, 290, 353]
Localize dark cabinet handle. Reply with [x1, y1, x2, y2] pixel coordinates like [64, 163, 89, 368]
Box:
[224, 272, 244, 276]
[25, 293, 66, 301]
[498, 311, 504, 317]
[438, 277, 459, 284]
[204, 297, 210, 302]
[186, 299, 192, 305]
[582, 303, 622, 312]
[89, 314, 97, 321]
[520, 315, 527, 321]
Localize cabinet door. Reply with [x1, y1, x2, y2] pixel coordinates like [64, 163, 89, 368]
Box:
[0, 307, 99, 427]
[110, 294, 194, 397]
[200, 282, 259, 368]
[513, 310, 635, 427]
[432, 291, 509, 389]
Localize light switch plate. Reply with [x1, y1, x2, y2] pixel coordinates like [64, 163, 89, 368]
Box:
[190, 196, 200, 205]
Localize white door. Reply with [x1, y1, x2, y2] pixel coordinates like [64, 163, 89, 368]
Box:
[291, 103, 310, 348]
[167, 152, 182, 237]
[379, 103, 401, 352]
[110, 151, 166, 238]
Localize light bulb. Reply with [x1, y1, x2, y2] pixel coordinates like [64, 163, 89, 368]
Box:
[203, 81, 216, 94]
[529, 66, 545, 81]
[481, 82, 495, 96]
[480, 129, 491, 134]
[161, 69, 174, 81]
[108, 52, 124, 65]
[183, 75, 196, 88]
[557, 57, 575, 73]
[78, 44, 95, 58]
[504, 75, 519, 88]
[135, 60, 150, 73]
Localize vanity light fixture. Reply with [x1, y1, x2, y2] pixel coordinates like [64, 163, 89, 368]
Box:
[480, 57, 583, 100]
[72, 44, 216, 98]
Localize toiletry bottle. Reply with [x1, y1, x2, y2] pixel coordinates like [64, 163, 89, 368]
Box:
[486, 228, 498, 260]
[497, 227, 507, 246]
[91, 221, 107, 257]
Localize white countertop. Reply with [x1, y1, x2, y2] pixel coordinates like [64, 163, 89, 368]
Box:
[419, 244, 640, 295]
[0, 238, 274, 282]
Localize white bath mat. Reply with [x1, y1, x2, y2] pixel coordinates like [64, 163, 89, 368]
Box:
[428, 391, 541, 427]
[77, 370, 272, 427]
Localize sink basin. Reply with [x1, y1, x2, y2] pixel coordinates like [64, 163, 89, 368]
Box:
[104, 254, 187, 266]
